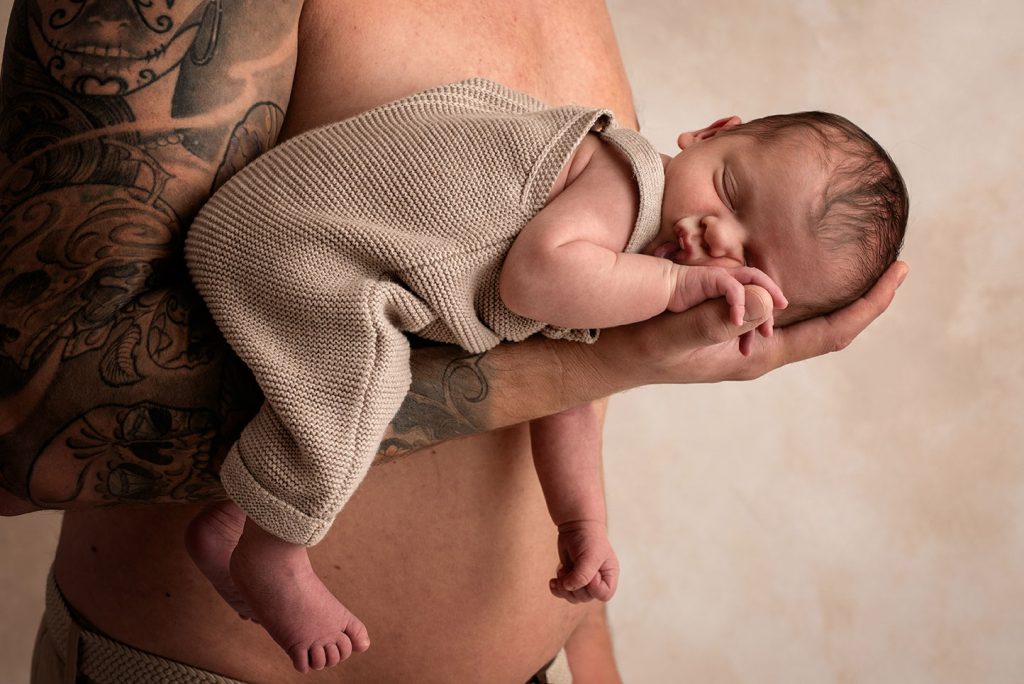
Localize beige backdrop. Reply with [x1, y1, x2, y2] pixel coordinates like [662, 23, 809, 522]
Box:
[2, 0, 1023, 682]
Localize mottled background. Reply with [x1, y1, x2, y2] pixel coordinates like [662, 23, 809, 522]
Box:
[2, 0, 1023, 682]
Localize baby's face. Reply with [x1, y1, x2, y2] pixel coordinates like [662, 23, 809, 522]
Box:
[642, 123, 836, 322]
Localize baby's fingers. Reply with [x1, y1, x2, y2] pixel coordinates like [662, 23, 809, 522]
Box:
[549, 578, 576, 602]
[718, 276, 749, 327]
[561, 555, 601, 593]
[550, 577, 590, 604]
[585, 567, 618, 602]
[735, 267, 787, 310]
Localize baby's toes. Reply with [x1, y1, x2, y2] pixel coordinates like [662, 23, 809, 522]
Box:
[324, 641, 342, 668]
[287, 643, 312, 673]
[309, 644, 328, 671]
[335, 633, 353, 662]
[346, 618, 371, 653]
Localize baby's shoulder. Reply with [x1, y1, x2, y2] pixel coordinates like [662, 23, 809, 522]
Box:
[546, 133, 636, 204]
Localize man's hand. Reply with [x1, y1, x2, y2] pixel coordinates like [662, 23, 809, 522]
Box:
[591, 260, 908, 388]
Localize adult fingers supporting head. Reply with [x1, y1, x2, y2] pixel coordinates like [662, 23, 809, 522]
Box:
[777, 260, 908, 367]
[622, 263, 907, 387]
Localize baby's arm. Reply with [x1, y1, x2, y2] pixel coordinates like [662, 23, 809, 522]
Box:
[531, 401, 619, 602]
[499, 139, 785, 331]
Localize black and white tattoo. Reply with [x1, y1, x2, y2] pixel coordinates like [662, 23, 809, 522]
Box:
[378, 349, 493, 463]
[0, 0, 295, 506]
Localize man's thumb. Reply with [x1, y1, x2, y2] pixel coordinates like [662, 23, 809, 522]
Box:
[694, 285, 773, 344]
[742, 285, 772, 326]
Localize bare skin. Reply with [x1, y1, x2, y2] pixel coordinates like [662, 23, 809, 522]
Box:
[0, 0, 906, 681]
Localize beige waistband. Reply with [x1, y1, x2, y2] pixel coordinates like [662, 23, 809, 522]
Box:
[43, 569, 245, 683]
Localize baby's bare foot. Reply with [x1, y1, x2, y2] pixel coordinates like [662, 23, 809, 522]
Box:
[185, 501, 256, 620]
[230, 520, 370, 672]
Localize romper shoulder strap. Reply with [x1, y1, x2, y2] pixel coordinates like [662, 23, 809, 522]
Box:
[596, 124, 665, 253]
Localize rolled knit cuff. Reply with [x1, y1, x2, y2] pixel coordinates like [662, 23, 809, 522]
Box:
[220, 442, 333, 546]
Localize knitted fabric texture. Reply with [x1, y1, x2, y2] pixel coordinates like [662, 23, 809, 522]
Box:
[185, 79, 664, 545]
[43, 570, 244, 683]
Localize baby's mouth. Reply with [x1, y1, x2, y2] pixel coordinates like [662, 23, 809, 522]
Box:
[652, 242, 678, 259]
[653, 235, 688, 262]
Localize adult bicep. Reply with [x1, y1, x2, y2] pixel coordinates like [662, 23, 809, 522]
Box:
[0, 0, 302, 507]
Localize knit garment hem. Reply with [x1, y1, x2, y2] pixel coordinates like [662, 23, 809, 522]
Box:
[220, 441, 332, 546]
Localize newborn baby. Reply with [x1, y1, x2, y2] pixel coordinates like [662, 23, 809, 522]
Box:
[185, 79, 907, 672]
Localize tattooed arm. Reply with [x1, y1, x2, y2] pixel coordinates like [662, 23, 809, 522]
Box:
[0, 0, 301, 509]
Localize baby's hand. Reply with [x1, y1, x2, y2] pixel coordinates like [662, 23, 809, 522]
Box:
[669, 265, 787, 354]
[550, 520, 619, 603]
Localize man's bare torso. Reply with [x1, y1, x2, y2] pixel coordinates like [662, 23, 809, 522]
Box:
[52, 1, 636, 681]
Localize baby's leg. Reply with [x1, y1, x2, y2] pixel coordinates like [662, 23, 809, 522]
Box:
[229, 517, 370, 672]
[530, 401, 619, 602]
[186, 500, 255, 620]
[187, 501, 370, 672]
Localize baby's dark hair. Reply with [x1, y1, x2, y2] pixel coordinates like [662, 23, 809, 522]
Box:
[724, 111, 908, 321]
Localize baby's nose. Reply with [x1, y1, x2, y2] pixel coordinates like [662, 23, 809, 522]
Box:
[701, 218, 740, 259]
[678, 226, 705, 258]
[706, 240, 728, 258]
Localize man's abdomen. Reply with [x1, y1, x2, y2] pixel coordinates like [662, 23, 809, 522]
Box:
[54, 425, 582, 682]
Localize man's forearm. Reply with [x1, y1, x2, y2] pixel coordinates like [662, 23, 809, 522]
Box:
[378, 336, 623, 463]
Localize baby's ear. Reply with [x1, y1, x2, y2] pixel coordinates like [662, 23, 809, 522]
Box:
[677, 116, 743, 150]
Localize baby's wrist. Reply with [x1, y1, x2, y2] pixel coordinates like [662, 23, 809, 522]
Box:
[665, 263, 693, 311]
[556, 519, 608, 534]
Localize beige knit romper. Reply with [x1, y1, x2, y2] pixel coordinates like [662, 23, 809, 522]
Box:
[185, 79, 665, 545]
